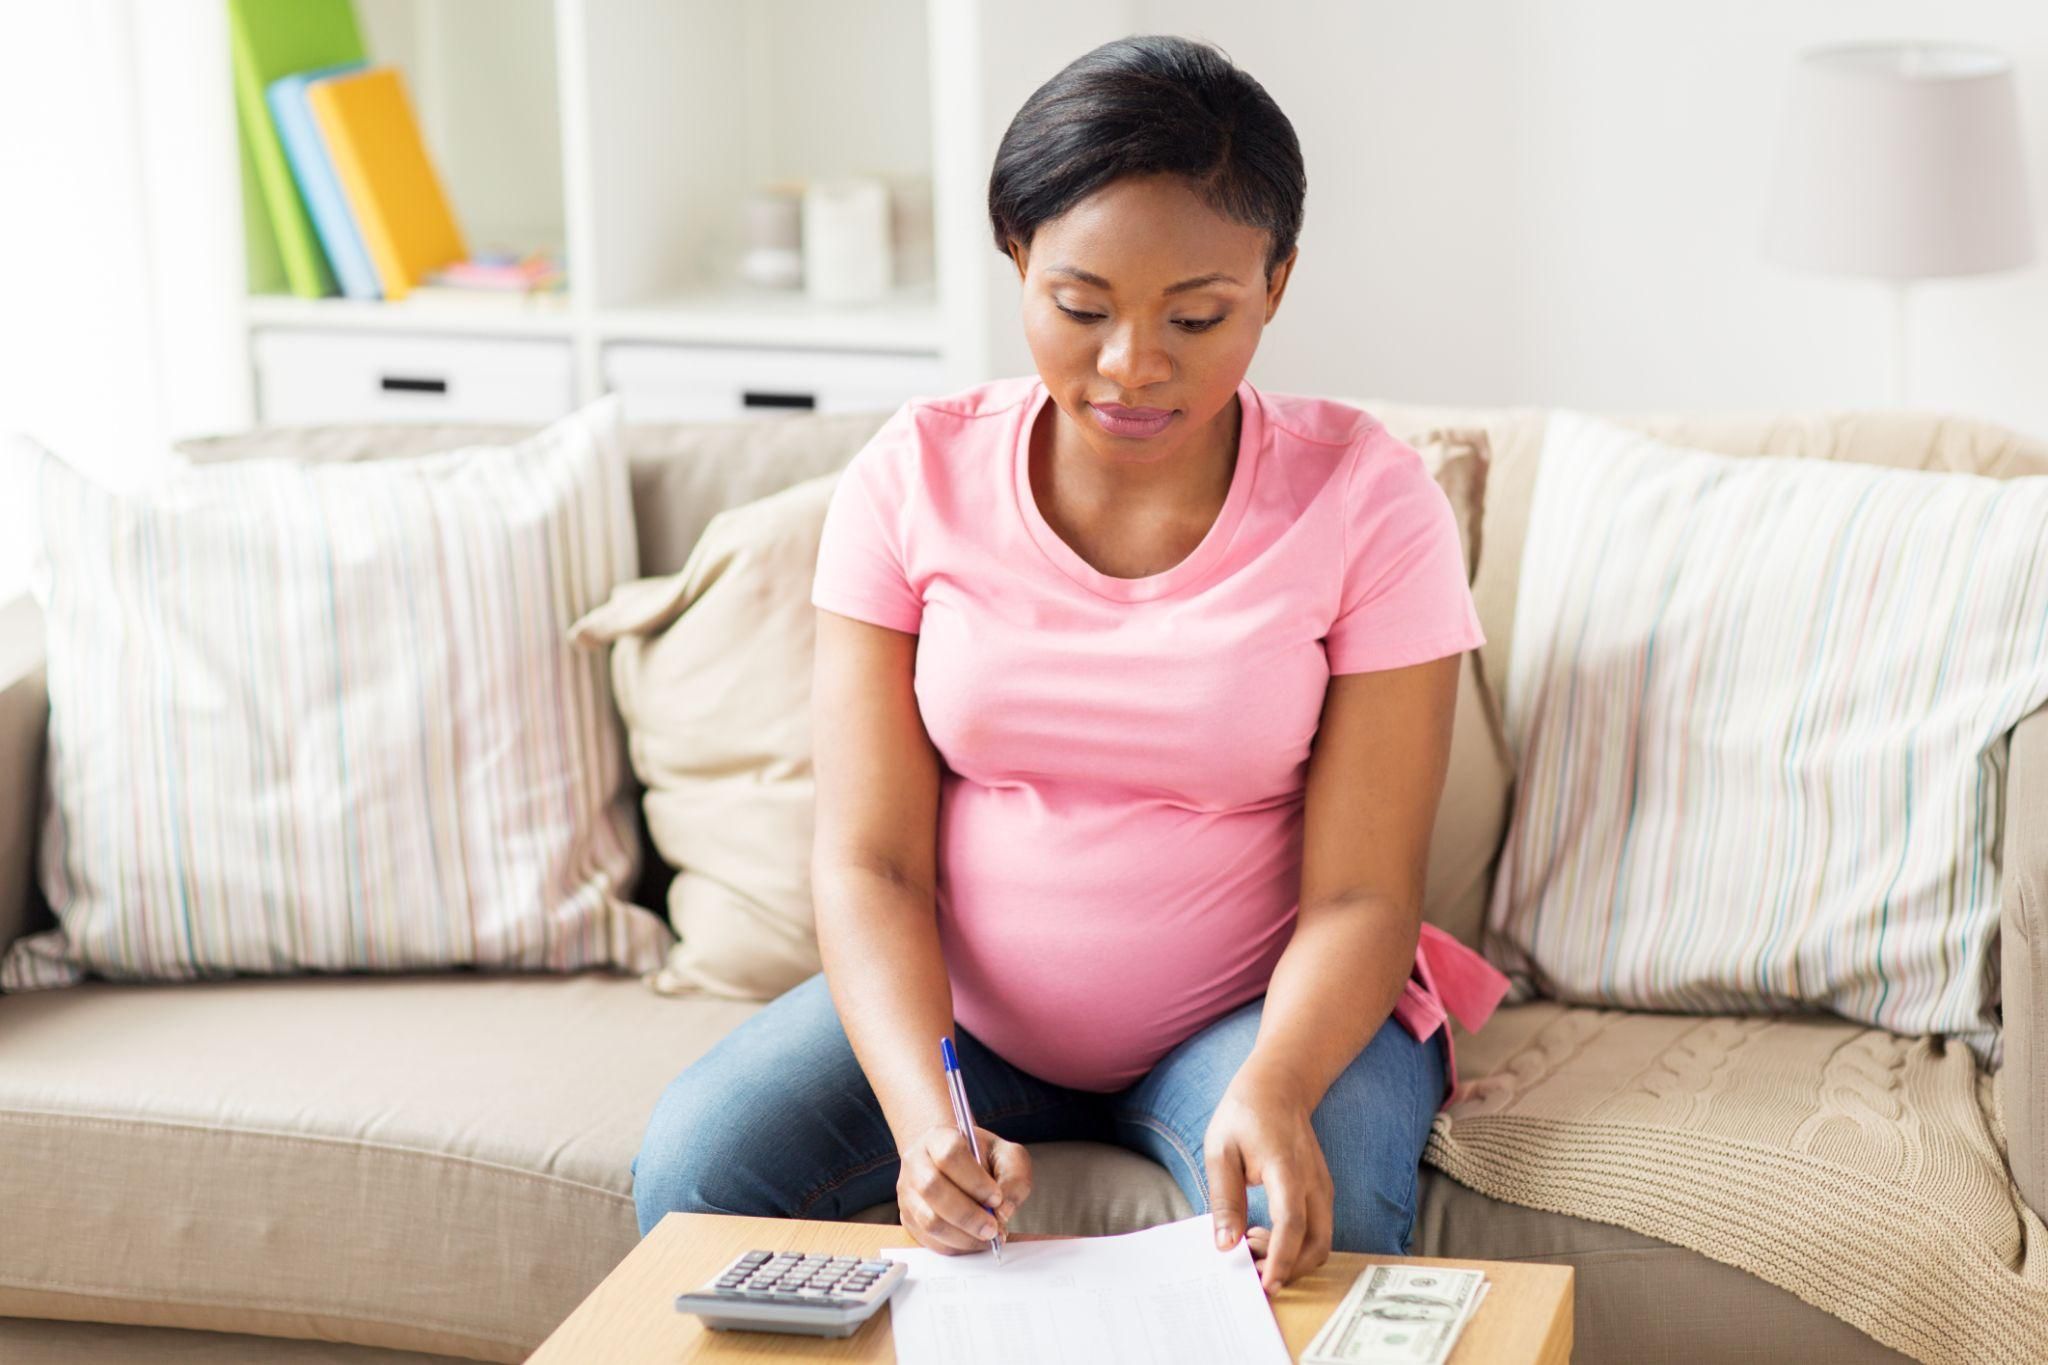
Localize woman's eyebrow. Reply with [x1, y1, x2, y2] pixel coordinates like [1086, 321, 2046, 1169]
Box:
[1047, 266, 1242, 295]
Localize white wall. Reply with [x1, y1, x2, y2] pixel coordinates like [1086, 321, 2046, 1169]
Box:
[0, 0, 244, 601]
[4, 2, 2046, 610]
[1135, 1, 2048, 430]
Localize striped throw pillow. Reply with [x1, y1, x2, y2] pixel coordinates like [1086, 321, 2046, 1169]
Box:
[1, 396, 673, 990]
[1485, 410, 2048, 1062]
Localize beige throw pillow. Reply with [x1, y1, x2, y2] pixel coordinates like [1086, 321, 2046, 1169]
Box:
[571, 473, 838, 1000]
[1409, 429, 1513, 951]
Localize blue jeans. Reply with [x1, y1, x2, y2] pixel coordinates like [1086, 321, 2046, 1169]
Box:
[631, 971, 1449, 1254]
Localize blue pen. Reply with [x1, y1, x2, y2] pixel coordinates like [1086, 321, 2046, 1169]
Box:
[940, 1036, 1005, 1263]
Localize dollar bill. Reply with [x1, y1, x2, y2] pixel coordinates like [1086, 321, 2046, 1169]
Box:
[1302, 1264, 1489, 1364]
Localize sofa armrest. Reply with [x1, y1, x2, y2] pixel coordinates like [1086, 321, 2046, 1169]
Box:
[0, 592, 50, 959]
[2003, 701, 2048, 1221]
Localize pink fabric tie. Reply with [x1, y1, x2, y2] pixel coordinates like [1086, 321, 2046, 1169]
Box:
[1393, 922, 1512, 1108]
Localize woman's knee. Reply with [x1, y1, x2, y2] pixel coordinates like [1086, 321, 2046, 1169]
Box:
[1322, 1022, 1447, 1255]
[630, 973, 891, 1237]
[633, 1063, 781, 1235]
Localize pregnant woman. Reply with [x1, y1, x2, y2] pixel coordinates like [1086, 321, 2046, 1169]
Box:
[632, 33, 1508, 1292]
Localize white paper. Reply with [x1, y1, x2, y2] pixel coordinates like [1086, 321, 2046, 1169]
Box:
[881, 1211, 1291, 1365]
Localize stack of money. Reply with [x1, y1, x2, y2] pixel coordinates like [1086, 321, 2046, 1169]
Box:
[1301, 1264, 1490, 1364]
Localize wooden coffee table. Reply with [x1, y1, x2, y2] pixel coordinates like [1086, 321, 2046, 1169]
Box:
[530, 1213, 1572, 1363]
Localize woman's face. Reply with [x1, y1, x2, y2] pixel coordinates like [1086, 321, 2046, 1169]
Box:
[1009, 173, 1296, 466]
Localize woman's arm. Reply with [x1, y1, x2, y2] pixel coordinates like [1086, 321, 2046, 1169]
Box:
[1205, 652, 1463, 1288]
[811, 608, 1029, 1249]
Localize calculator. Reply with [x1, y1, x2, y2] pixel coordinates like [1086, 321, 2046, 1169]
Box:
[673, 1248, 908, 1337]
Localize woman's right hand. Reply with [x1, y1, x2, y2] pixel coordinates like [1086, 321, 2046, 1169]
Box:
[896, 1121, 1032, 1254]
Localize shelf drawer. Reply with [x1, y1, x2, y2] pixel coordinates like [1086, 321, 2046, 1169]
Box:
[603, 343, 947, 422]
[253, 330, 577, 425]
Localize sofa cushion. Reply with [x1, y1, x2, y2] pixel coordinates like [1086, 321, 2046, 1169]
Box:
[0, 971, 1193, 1362]
[568, 474, 842, 1000]
[1487, 409, 2048, 1058]
[1426, 998, 2048, 1365]
[5, 399, 666, 993]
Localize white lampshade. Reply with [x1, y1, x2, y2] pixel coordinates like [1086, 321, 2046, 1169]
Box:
[1763, 42, 2036, 280]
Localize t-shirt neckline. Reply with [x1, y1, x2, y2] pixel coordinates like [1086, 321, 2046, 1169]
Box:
[1013, 377, 1265, 603]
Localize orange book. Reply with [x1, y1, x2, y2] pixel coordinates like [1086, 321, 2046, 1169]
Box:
[306, 66, 468, 301]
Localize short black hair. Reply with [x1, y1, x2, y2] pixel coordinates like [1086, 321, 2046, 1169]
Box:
[987, 34, 1306, 283]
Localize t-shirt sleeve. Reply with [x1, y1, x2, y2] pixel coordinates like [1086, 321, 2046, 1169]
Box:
[1323, 428, 1487, 675]
[811, 403, 924, 634]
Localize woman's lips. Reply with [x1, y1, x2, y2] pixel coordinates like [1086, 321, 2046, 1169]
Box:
[1089, 402, 1179, 437]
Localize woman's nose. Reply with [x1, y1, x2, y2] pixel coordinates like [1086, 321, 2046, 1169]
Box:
[1097, 324, 1172, 391]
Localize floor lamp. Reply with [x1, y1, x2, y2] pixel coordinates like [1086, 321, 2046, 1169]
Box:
[1761, 42, 2036, 409]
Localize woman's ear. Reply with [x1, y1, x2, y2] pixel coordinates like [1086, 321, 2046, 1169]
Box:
[1007, 239, 1030, 284]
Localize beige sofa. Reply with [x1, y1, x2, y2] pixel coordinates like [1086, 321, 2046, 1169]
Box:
[1, 399, 2041, 1365]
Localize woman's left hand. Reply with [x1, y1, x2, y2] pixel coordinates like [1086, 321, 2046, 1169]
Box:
[1203, 1066, 1333, 1293]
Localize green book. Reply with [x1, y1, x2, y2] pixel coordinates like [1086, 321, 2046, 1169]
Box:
[226, 0, 366, 299]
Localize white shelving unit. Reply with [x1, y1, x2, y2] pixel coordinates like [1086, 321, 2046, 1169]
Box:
[233, 0, 1123, 425]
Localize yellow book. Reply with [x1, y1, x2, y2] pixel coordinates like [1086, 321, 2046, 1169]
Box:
[307, 66, 468, 301]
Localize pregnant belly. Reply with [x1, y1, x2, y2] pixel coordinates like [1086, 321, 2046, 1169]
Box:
[935, 779, 1303, 1091]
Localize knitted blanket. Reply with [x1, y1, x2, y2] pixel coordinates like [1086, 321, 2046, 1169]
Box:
[1424, 1002, 2046, 1365]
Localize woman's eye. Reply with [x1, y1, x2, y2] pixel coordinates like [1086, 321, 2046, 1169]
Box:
[1054, 303, 1225, 333]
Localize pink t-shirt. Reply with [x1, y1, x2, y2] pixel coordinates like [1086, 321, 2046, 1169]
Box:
[811, 374, 1508, 1097]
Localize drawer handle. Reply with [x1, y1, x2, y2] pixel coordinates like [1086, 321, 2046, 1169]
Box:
[380, 374, 449, 395]
[742, 390, 816, 410]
